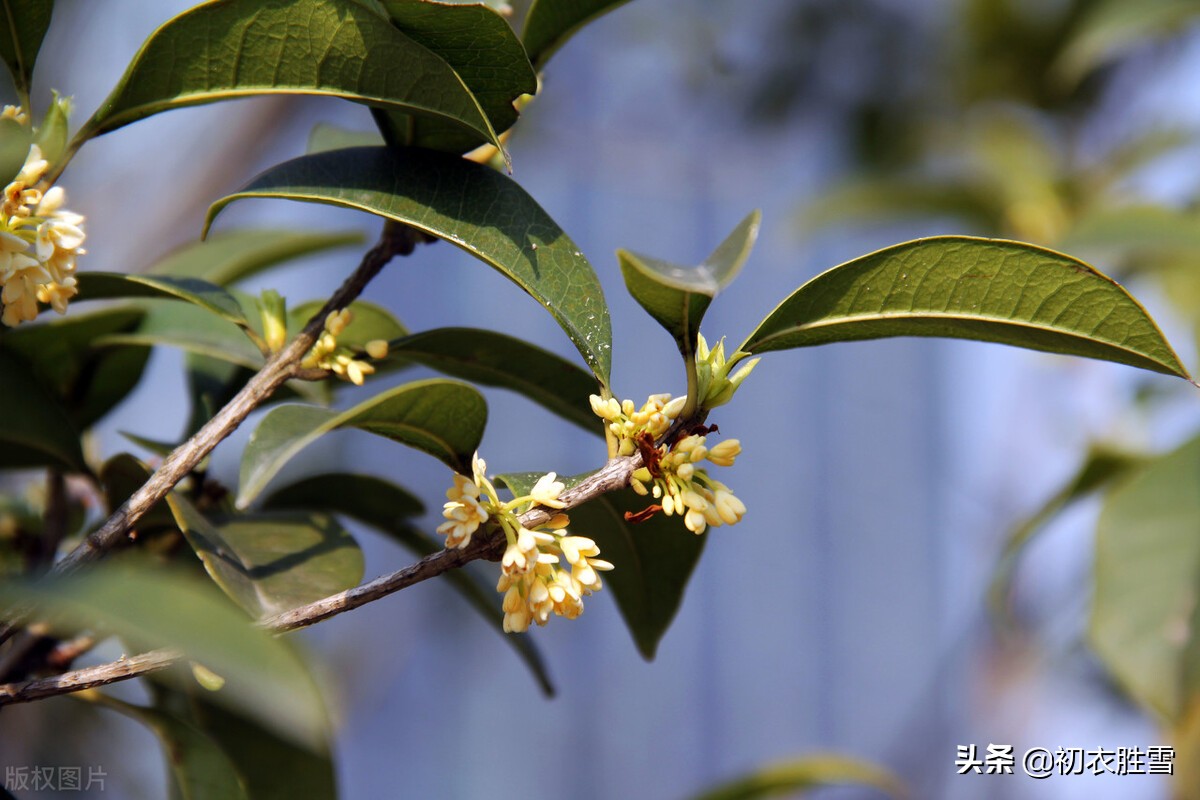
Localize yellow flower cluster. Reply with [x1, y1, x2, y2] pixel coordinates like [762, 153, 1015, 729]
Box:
[591, 390, 747, 535]
[0, 136, 86, 328]
[300, 307, 388, 385]
[437, 453, 613, 633]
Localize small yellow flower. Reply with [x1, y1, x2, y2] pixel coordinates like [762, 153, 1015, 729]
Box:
[365, 339, 389, 360]
[530, 472, 567, 508]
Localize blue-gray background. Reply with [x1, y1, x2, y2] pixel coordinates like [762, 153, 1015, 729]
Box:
[4, 1, 1197, 798]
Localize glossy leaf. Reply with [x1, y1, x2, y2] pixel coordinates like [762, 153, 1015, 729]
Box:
[0, 565, 328, 746]
[0, 350, 84, 471]
[988, 445, 1144, 633]
[91, 695, 249, 800]
[288, 299, 408, 352]
[238, 378, 487, 506]
[206, 146, 612, 385]
[98, 301, 264, 370]
[500, 471, 704, 660]
[741, 236, 1193, 381]
[262, 472, 555, 695]
[376, 0, 537, 153]
[0, 0, 52, 97]
[147, 228, 363, 286]
[79, 272, 251, 329]
[78, 0, 500, 152]
[619, 210, 760, 358]
[691, 755, 905, 800]
[168, 495, 364, 620]
[1091, 433, 1200, 719]
[386, 327, 601, 433]
[522, 0, 634, 69]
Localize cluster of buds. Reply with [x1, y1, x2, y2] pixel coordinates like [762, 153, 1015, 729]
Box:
[299, 307, 389, 385]
[437, 453, 613, 633]
[693, 332, 759, 409]
[591, 389, 747, 535]
[0, 126, 86, 328]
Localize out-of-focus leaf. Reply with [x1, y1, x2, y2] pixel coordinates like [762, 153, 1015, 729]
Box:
[0, 0, 52, 97]
[0, 564, 328, 746]
[77, 0, 500, 152]
[206, 146, 612, 386]
[1091, 433, 1200, 719]
[522, 0, 634, 68]
[691, 754, 905, 800]
[619, 210, 759, 360]
[499, 471, 704, 660]
[238, 379, 486, 506]
[741, 236, 1193, 381]
[288, 299, 407, 352]
[167, 494, 363, 620]
[988, 445, 1145, 632]
[78, 272, 251, 329]
[262, 471, 555, 695]
[375, 0, 536, 154]
[307, 122, 384, 154]
[386, 327, 600, 433]
[0, 115, 32, 183]
[89, 694, 249, 800]
[1055, 0, 1199, 86]
[147, 229, 363, 286]
[100, 453, 177, 533]
[34, 90, 70, 166]
[0, 350, 84, 471]
[1059, 205, 1200, 257]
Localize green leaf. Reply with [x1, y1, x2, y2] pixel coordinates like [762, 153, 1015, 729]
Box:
[90, 695, 250, 800]
[499, 471, 703, 659]
[522, 0, 634, 69]
[307, 122, 384, 154]
[0, 350, 84, 471]
[206, 146, 612, 385]
[239, 378, 486, 506]
[79, 272, 252, 329]
[34, 90, 70, 166]
[0, 0, 52, 98]
[261, 472, 555, 695]
[691, 755, 905, 800]
[1055, 0, 1199, 86]
[386, 327, 601, 433]
[97, 301, 264, 370]
[153, 684, 337, 800]
[988, 445, 1144, 633]
[741, 236, 1193, 381]
[167, 494, 364, 620]
[1091, 433, 1200, 719]
[375, 0, 537, 153]
[288, 299, 408, 351]
[147, 229, 363, 286]
[0, 114, 32, 183]
[619, 210, 760, 358]
[0, 564, 328, 746]
[78, 0, 501, 152]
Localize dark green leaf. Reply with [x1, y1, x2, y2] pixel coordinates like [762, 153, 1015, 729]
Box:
[90, 695, 250, 800]
[262, 472, 554, 695]
[741, 236, 1193, 381]
[522, 0, 634, 69]
[0, 350, 84, 471]
[0, 0, 52, 97]
[78, 0, 500, 152]
[386, 327, 600, 433]
[376, 0, 536, 153]
[0, 564, 328, 746]
[206, 146, 612, 385]
[168, 494, 364, 620]
[691, 755, 905, 800]
[78, 272, 251, 329]
[147, 229, 363, 286]
[97, 301, 264, 370]
[239, 378, 487, 506]
[1091, 433, 1200, 719]
[619, 210, 759, 358]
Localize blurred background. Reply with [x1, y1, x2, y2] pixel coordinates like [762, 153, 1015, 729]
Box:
[5, 0, 1200, 797]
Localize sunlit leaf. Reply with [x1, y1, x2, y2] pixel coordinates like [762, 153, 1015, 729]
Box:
[206, 146, 612, 385]
[522, 0, 634, 69]
[0, 350, 84, 471]
[691, 754, 905, 800]
[238, 378, 486, 506]
[0, 0, 52, 97]
[741, 236, 1193, 381]
[78, 0, 500, 152]
[167, 494, 364, 620]
[1091, 433, 1200, 719]
[375, 0, 536, 153]
[147, 228, 363, 286]
[386, 327, 600, 433]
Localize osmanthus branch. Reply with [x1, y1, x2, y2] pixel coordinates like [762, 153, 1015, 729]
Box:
[0, 450, 649, 705]
[0, 222, 434, 647]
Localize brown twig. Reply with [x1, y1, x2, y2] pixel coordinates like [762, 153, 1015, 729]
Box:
[0, 222, 431, 647]
[0, 649, 180, 705]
